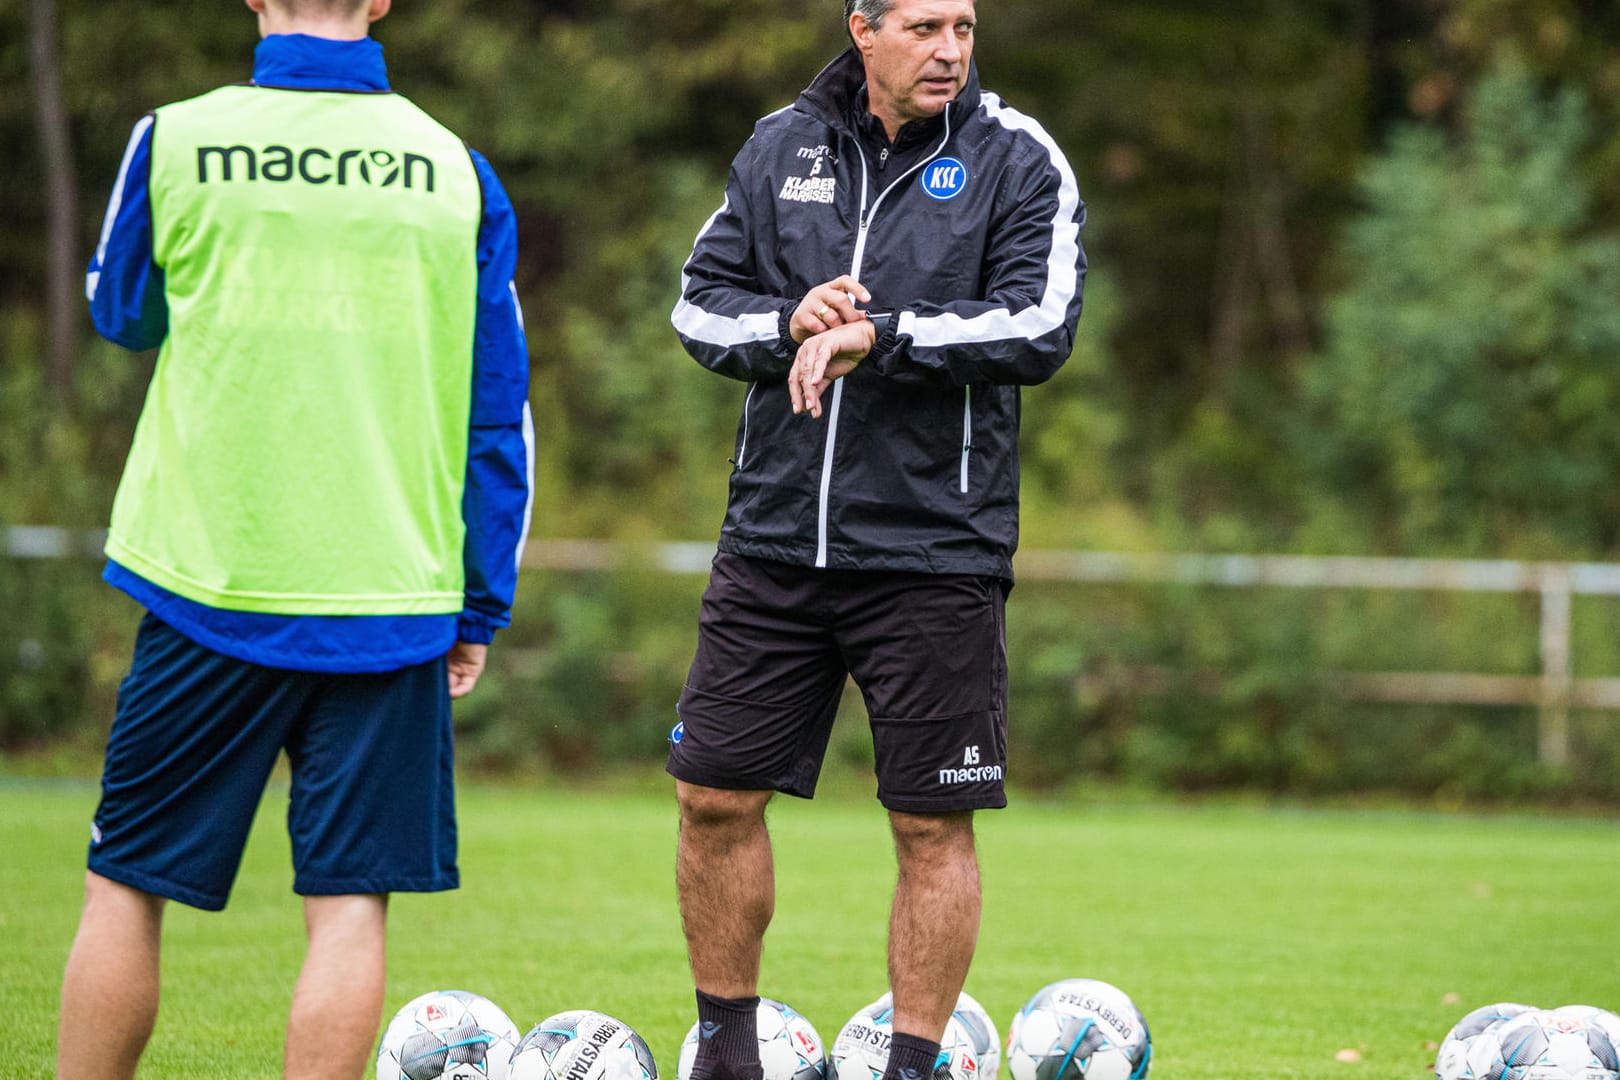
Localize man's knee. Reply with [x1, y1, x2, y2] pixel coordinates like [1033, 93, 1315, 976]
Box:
[889, 810, 977, 864]
[82, 870, 165, 924]
[302, 894, 387, 943]
[677, 781, 771, 832]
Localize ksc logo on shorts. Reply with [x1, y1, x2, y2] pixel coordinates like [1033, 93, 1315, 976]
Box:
[920, 157, 968, 200]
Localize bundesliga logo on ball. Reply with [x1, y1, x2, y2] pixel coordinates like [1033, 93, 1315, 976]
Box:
[829, 991, 999, 1080]
[376, 989, 521, 1080]
[677, 997, 826, 1080]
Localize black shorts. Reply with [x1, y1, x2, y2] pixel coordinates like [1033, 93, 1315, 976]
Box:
[666, 553, 1008, 813]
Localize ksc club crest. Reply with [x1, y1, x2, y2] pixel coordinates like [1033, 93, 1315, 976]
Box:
[920, 156, 968, 200]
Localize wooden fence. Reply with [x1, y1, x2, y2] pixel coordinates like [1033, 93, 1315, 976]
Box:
[11, 528, 1616, 764]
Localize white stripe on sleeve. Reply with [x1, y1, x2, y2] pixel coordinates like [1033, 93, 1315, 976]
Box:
[901, 94, 1082, 349]
[88, 114, 155, 302]
[514, 401, 536, 573]
[670, 193, 784, 348]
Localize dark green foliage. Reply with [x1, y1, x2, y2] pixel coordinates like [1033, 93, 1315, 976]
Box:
[8, 2, 1620, 800]
[1308, 60, 1620, 554]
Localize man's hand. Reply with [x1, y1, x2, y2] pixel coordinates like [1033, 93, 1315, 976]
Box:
[447, 641, 488, 699]
[790, 319, 877, 418]
[789, 275, 872, 344]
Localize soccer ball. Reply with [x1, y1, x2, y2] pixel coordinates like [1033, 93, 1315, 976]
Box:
[376, 989, 521, 1080]
[942, 992, 999, 1080]
[1464, 1009, 1619, 1080]
[1435, 1003, 1537, 1080]
[1005, 979, 1151, 1080]
[829, 992, 998, 1080]
[1556, 1008, 1620, 1053]
[677, 997, 826, 1080]
[509, 1010, 659, 1080]
[829, 994, 894, 1080]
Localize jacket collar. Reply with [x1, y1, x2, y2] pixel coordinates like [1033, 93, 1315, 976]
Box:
[252, 33, 390, 93]
[797, 47, 981, 139]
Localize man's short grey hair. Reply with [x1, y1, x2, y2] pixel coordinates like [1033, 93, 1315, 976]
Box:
[844, 0, 894, 30]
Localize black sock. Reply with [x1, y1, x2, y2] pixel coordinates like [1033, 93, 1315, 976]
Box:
[689, 989, 764, 1080]
[882, 1031, 944, 1080]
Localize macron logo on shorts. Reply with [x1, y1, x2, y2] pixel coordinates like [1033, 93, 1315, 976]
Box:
[938, 744, 1003, 785]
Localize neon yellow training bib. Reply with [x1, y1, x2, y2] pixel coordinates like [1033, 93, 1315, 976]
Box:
[107, 84, 482, 615]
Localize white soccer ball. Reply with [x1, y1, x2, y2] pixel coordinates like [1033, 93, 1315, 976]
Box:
[1005, 979, 1151, 1080]
[828, 994, 893, 1080]
[941, 992, 999, 1080]
[1556, 1008, 1620, 1055]
[677, 997, 826, 1080]
[1464, 1009, 1619, 1080]
[828, 992, 998, 1080]
[377, 989, 521, 1080]
[510, 1010, 659, 1080]
[1434, 1003, 1536, 1080]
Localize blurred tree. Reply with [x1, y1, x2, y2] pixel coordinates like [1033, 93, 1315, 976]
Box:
[984, 1, 1374, 544]
[28, 0, 75, 401]
[5, 0, 1620, 785]
[1307, 59, 1620, 555]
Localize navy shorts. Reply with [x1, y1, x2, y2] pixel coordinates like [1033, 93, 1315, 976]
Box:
[88, 613, 458, 911]
[667, 553, 1009, 813]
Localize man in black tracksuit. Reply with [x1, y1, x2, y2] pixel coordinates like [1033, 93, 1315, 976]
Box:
[668, 3, 1086, 1078]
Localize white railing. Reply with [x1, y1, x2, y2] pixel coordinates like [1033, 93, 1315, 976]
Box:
[12, 530, 1612, 764]
[1009, 551, 1616, 767]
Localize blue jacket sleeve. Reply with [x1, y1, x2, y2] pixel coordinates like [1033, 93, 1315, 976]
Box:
[457, 149, 534, 645]
[87, 114, 168, 350]
[669, 137, 799, 382]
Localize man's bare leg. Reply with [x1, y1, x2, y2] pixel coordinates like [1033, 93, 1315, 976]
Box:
[887, 810, 981, 1043]
[57, 872, 166, 1080]
[284, 893, 388, 1080]
[676, 782, 775, 995]
[676, 782, 775, 1080]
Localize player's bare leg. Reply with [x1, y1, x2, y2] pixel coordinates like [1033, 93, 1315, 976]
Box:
[676, 782, 775, 995]
[284, 893, 388, 1080]
[676, 782, 774, 1080]
[886, 810, 981, 1041]
[57, 871, 166, 1080]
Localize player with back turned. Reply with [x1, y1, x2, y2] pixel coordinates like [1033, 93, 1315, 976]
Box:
[59, 1, 533, 1077]
[668, 2, 1087, 1080]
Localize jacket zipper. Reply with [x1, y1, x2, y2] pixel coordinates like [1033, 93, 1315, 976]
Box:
[814, 113, 955, 568]
[960, 386, 973, 494]
[735, 381, 757, 468]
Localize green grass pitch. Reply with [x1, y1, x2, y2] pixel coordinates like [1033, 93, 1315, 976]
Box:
[4, 775, 1618, 1078]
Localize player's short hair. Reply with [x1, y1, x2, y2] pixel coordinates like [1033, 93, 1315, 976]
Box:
[845, 0, 894, 30]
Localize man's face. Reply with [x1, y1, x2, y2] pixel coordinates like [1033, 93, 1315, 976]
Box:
[853, 0, 976, 135]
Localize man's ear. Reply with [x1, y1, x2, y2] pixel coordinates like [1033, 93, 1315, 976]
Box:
[368, 0, 391, 24]
[849, 13, 876, 53]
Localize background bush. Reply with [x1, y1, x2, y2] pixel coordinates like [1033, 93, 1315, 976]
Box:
[7, 2, 1620, 803]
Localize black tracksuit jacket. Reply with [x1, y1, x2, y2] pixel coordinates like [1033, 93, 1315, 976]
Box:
[672, 49, 1088, 579]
